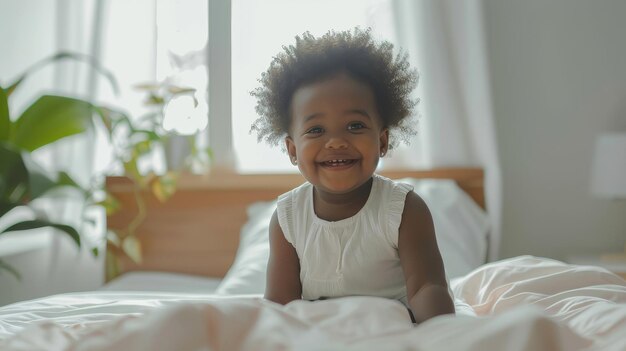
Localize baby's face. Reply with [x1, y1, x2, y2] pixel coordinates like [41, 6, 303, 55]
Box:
[286, 72, 388, 194]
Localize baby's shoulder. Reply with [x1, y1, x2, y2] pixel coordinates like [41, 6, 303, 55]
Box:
[402, 190, 430, 213]
[278, 181, 312, 200]
[373, 175, 414, 205]
[277, 182, 314, 218]
[375, 174, 414, 192]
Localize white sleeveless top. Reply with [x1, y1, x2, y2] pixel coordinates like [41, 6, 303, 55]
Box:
[276, 174, 413, 306]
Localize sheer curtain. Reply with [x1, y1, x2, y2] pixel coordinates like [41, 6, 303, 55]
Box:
[0, 0, 109, 302]
[48, 0, 208, 293]
[390, 0, 503, 260]
[47, 0, 107, 294]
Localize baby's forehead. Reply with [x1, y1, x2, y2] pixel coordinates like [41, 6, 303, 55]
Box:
[295, 74, 372, 98]
[281, 68, 393, 134]
[291, 79, 378, 117]
[295, 70, 375, 93]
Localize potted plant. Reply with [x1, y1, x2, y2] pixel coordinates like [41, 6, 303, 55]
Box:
[0, 53, 211, 280]
[101, 79, 212, 280]
[0, 53, 117, 279]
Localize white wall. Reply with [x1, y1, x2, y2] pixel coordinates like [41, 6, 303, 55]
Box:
[483, 0, 626, 260]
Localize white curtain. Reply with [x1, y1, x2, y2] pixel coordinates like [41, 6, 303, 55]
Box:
[46, 0, 107, 294]
[389, 0, 502, 260]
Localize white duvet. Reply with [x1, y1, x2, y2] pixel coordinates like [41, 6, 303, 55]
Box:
[0, 256, 624, 351]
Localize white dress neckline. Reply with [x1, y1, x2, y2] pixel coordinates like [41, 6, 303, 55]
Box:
[310, 175, 380, 228]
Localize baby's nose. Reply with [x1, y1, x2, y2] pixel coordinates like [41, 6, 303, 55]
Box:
[325, 136, 348, 149]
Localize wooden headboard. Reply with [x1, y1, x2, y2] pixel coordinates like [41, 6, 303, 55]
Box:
[106, 168, 484, 280]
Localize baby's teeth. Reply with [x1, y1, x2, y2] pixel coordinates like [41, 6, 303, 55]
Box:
[324, 159, 349, 165]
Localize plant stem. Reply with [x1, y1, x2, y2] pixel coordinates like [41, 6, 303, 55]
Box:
[127, 184, 146, 236]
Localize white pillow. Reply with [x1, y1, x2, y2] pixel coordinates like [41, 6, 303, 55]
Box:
[396, 178, 490, 278]
[216, 178, 490, 295]
[214, 200, 274, 295]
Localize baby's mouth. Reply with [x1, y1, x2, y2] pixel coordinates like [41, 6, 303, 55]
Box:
[319, 159, 357, 168]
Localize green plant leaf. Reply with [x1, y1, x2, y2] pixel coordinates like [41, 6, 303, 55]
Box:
[4, 77, 24, 97]
[57, 171, 83, 189]
[133, 140, 153, 157]
[0, 86, 10, 141]
[12, 95, 94, 152]
[134, 130, 161, 141]
[145, 93, 165, 106]
[123, 158, 144, 186]
[94, 106, 131, 137]
[122, 235, 142, 264]
[151, 172, 178, 203]
[105, 249, 121, 282]
[0, 202, 21, 218]
[1, 220, 81, 248]
[5, 52, 119, 98]
[56, 172, 87, 198]
[106, 229, 121, 247]
[133, 82, 161, 91]
[19, 152, 84, 200]
[31, 172, 85, 199]
[20, 152, 56, 199]
[167, 85, 195, 95]
[0, 142, 29, 202]
[94, 106, 114, 133]
[51, 52, 120, 94]
[96, 192, 121, 216]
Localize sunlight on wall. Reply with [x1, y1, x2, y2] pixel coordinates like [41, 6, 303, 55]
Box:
[156, 0, 208, 136]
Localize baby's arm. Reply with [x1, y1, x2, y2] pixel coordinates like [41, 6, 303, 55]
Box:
[264, 210, 303, 304]
[398, 191, 455, 323]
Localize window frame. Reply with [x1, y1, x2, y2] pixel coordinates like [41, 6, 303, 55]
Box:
[207, 0, 236, 173]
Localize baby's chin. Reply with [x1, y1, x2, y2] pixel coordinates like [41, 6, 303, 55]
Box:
[313, 176, 373, 195]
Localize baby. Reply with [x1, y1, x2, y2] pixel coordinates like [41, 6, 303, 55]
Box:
[252, 28, 454, 323]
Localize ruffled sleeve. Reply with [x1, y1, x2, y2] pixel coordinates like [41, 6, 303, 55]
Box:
[276, 190, 295, 245]
[385, 180, 414, 248]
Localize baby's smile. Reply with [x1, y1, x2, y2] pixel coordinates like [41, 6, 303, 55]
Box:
[319, 159, 358, 169]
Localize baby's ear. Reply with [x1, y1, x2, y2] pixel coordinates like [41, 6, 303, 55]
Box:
[285, 136, 298, 165]
[379, 128, 389, 156]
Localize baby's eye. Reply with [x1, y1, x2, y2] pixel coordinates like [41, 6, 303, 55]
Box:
[305, 126, 323, 134]
[347, 122, 365, 131]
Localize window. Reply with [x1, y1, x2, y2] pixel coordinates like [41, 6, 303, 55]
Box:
[95, 0, 209, 175]
[230, 0, 396, 173]
[96, 0, 398, 175]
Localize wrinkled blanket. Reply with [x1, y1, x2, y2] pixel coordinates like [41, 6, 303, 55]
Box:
[1, 256, 624, 351]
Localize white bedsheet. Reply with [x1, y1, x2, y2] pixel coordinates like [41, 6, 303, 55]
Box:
[0, 256, 624, 351]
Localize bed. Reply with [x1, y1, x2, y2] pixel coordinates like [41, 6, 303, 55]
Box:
[0, 169, 624, 351]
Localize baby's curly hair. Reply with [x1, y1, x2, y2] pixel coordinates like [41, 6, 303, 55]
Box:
[250, 28, 419, 149]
